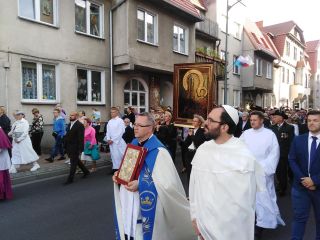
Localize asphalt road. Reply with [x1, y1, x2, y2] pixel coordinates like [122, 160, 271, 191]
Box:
[0, 155, 317, 240]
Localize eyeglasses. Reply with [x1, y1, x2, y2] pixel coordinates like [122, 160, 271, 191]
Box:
[133, 123, 152, 128]
[206, 117, 224, 125]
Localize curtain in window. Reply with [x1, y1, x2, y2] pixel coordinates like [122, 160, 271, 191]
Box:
[90, 4, 100, 36]
[75, 0, 86, 32]
[42, 64, 56, 100]
[22, 62, 37, 100]
[77, 69, 88, 101]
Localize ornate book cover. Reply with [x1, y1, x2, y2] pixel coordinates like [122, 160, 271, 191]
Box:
[116, 144, 147, 185]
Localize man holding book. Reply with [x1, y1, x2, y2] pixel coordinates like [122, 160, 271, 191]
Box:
[113, 112, 195, 240]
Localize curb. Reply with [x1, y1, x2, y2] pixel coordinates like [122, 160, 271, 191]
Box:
[11, 159, 113, 185]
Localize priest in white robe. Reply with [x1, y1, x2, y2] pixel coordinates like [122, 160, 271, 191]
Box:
[240, 111, 285, 237]
[113, 112, 196, 240]
[9, 110, 40, 173]
[189, 105, 265, 240]
[106, 107, 127, 171]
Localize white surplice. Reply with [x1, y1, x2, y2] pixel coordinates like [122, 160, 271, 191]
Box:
[240, 127, 285, 228]
[0, 149, 11, 170]
[189, 137, 265, 240]
[9, 118, 39, 165]
[114, 148, 197, 240]
[106, 116, 127, 169]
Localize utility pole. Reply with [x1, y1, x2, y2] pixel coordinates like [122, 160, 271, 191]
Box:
[223, 0, 246, 104]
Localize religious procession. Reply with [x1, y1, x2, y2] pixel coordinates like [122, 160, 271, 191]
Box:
[1, 102, 320, 240]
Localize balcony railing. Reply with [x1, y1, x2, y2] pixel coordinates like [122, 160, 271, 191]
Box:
[196, 18, 219, 39]
[195, 52, 225, 80]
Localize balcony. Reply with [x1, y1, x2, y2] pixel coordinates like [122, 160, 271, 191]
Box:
[196, 18, 219, 40]
[195, 51, 225, 80]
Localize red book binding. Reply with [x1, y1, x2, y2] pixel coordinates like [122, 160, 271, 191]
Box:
[116, 144, 147, 185]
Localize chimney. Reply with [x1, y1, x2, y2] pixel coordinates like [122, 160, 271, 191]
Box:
[256, 21, 264, 29]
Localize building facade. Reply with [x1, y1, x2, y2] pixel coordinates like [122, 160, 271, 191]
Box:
[262, 21, 311, 109]
[0, 0, 111, 147]
[306, 40, 320, 109]
[241, 20, 279, 108]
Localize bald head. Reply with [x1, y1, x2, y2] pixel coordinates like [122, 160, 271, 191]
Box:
[69, 111, 78, 121]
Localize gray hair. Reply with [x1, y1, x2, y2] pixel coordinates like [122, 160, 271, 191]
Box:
[137, 112, 156, 126]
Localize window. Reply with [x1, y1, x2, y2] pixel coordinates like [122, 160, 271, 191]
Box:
[77, 69, 105, 103]
[137, 9, 157, 44]
[305, 74, 308, 87]
[266, 62, 272, 79]
[19, 0, 58, 25]
[124, 79, 148, 113]
[220, 50, 226, 60]
[293, 47, 297, 60]
[75, 0, 104, 38]
[173, 25, 188, 54]
[286, 41, 290, 57]
[233, 22, 241, 39]
[255, 58, 262, 76]
[233, 56, 240, 75]
[233, 90, 240, 107]
[22, 61, 57, 102]
[221, 15, 227, 32]
[286, 69, 290, 83]
[282, 68, 285, 83]
[293, 72, 296, 84]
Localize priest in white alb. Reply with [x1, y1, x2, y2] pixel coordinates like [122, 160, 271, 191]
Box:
[240, 111, 285, 238]
[113, 112, 196, 240]
[189, 105, 265, 240]
[105, 107, 127, 172]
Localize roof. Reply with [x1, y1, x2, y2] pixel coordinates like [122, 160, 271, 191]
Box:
[263, 21, 297, 36]
[163, 0, 202, 19]
[306, 40, 320, 52]
[190, 0, 207, 10]
[244, 20, 279, 59]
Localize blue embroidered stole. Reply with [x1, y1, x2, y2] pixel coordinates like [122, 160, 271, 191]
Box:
[134, 135, 164, 240]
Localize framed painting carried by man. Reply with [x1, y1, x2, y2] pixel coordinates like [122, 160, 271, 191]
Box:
[173, 63, 216, 126]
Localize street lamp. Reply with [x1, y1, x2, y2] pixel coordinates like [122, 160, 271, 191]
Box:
[223, 0, 246, 104]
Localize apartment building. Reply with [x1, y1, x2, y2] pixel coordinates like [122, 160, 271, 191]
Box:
[262, 21, 311, 109]
[306, 40, 320, 109]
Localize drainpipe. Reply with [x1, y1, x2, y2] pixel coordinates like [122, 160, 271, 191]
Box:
[110, 0, 127, 107]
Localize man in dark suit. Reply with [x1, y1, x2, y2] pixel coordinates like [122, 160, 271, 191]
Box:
[122, 117, 134, 144]
[184, 115, 206, 187]
[271, 110, 295, 196]
[288, 110, 320, 239]
[234, 111, 251, 137]
[64, 111, 90, 184]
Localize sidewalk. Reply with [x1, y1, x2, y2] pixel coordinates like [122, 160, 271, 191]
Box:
[10, 152, 113, 185]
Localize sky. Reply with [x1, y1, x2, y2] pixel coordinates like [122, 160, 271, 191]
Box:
[243, 0, 320, 41]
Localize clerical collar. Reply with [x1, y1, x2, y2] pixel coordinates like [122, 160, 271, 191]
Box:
[138, 134, 153, 146]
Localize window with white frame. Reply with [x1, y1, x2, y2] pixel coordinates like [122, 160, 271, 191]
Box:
[266, 62, 272, 79]
[255, 58, 262, 76]
[75, 0, 104, 38]
[124, 79, 148, 113]
[282, 68, 285, 83]
[22, 61, 57, 102]
[293, 47, 297, 60]
[173, 25, 188, 54]
[286, 41, 290, 57]
[137, 9, 157, 44]
[220, 50, 226, 60]
[233, 90, 240, 107]
[19, 0, 58, 25]
[233, 55, 240, 75]
[286, 69, 290, 83]
[233, 22, 241, 39]
[77, 69, 105, 103]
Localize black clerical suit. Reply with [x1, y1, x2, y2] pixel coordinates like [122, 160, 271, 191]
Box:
[271, 121, 295, 195]
[64, 120, 89, 183]
[122, 125, 134, 144]
[234, 119, 251, 137]
[184, 128, 206, 185]
[156, 123, 177, 161]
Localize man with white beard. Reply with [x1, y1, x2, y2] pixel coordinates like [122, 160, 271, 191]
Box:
[105, 107, 127, 173]
[189, 105, 265, 240]
[240, 111, 285, 239]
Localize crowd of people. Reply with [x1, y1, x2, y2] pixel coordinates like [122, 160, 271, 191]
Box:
[0, 103, 319, 240]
